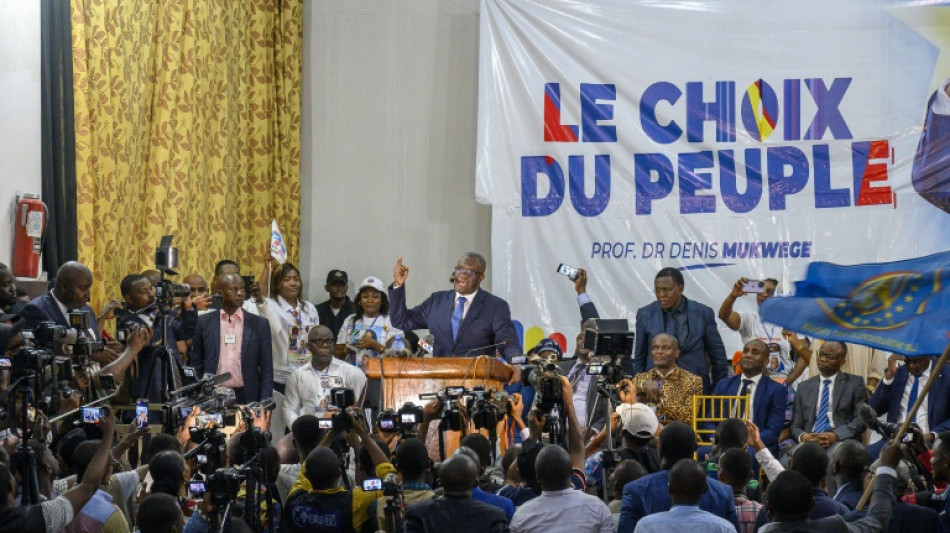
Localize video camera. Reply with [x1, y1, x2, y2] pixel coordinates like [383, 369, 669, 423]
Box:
[164, 372, 238, 432]
[465, 387, 510, 430]
[153, 235, 191, 312]
[420, 386, 466, 431]
[520, 358, 563, 414]
[377, 402, 424, 435]
[584, 319, 634, 383]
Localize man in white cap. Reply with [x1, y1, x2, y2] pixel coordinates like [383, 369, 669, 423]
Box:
[585, 403, 661, 491]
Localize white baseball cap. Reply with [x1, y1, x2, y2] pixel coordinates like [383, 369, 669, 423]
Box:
[359, 276, 385, 293]
[616, 403, 658, 438]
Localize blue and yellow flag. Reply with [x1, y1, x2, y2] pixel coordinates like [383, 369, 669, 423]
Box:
[760, 252, 950, 356]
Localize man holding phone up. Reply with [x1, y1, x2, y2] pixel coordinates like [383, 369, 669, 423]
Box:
[719, 277, 812, 385]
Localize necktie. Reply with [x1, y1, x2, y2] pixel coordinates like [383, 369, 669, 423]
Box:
[813, 379, 832, 433]
[907, 375, 920, 416]
[734, 379, 753, 418]
[451, 296, 466, 343]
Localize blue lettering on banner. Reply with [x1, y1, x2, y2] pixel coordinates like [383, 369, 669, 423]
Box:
[523, 77, 895, 218]
[590, 241, 812, 263]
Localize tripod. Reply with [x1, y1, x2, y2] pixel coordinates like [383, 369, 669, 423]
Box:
[592, 377, 624, 501]
[4, 375, 41, 505]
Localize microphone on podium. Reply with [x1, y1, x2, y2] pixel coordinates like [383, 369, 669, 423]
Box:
[462, 340, 508, 358]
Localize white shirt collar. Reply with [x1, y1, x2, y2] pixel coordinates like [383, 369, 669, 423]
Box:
[819, 372, 838, 384]
[454, 289, 479, 302]
[740, 373, 764, 387]
[50, 291, 71, 322]
[277, 295, 300, 312]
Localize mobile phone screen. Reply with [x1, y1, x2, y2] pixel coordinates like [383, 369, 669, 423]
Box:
[362, 478, 383, 491]
[82, 407, 100, 425]
[318, 419, 333, 429]
[189, 481, 206, 495]
[135, 400, 148, 429]
[197, 454, 208, 465]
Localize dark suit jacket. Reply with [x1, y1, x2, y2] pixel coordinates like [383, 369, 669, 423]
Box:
[617, 469, 738, 533]
[388, 285, 522, 359]
[116, 307, 196, 402]
[192, 310, 273, 402]
[833, 481, 864, 511]
[21, 293, 100, 340]
[757, 473, 895, 533]
[558, 358, 606, 431]
[868, 362, 950, 435]
[843, 501, 938, 533]
[756, 488, 850, 531]
[712, 374, 786, 452]
[633, 297, 728, 391]
[790, 372, 867, 442]
[405, 496, 507, 533]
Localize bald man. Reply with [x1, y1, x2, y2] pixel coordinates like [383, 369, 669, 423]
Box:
[20, 261, 112, 362]
[712, 339, 788, 455]
[406, 455, 508, 533]
[629, 334, 703, 426]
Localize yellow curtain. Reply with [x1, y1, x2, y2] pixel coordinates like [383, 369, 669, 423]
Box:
[72, 0, 302, 313]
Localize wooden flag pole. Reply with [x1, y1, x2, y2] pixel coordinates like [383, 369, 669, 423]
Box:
[855, 339, 950, 511]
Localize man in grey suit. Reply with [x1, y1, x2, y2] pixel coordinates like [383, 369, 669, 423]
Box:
[788, 341, 867, 462]
[760, 441, 900, 533]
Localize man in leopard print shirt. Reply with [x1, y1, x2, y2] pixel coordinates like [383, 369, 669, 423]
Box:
[631, 333, 703, 426]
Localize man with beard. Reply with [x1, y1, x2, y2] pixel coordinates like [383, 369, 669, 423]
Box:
[282, 325, 366, 427]
[0, 263, 25, 323]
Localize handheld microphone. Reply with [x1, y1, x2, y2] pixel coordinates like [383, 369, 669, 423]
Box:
[462, 340, 508, 358]
[449, 272, 456, 283]
[418, 334, 434, 355]
[858, 403, 899, 439]
[169, 372, 232, 397]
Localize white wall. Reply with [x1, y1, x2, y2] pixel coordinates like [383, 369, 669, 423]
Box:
[300, 0, 491, 306]
[0, 0, 43, 268]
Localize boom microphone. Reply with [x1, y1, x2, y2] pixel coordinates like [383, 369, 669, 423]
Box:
[858, 403, 899, 440]
[169, 372, 232, 397]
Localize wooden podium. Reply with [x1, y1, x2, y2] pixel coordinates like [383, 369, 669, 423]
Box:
[364, 356, 513, 459]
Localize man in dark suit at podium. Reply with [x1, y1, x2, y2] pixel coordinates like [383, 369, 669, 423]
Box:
[388, 253, 522, 360]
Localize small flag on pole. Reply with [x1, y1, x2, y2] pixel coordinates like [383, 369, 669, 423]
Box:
[270, 220, 288, 264]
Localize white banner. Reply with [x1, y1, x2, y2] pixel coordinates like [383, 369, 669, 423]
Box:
[477, 0, 950, 354]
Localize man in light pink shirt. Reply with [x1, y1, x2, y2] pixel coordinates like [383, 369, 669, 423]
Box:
[193, 273, 273, 403]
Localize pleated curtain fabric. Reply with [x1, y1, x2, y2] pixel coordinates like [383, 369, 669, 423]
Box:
[71, 0, 302, 312]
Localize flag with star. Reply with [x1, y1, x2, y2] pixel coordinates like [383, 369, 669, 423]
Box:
[760, 251, 950, 357]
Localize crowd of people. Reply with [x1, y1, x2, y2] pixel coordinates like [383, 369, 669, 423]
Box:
[0, 253, 945, 533]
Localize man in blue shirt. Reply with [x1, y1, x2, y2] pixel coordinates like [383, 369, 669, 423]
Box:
[634, 459, 735, 533]
[618, 422, 739, 533]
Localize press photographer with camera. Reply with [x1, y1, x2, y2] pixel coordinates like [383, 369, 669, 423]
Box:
[20, 262, 119, 365]
[405, 453, 508, 533]
[0, 406, 116, 533]
[281, 409, 389, 533]
[116, 273, 197, 404]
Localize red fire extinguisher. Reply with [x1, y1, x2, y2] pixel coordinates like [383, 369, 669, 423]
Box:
[12, 194, 47, 279]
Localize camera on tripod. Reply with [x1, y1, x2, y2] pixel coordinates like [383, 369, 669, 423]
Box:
[420, 386, 466, 431]
[583, 319, 634, 383]
[465, 387, 509, 430]
[67, 312, 103, 357]
[154, 235, 191, 312]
